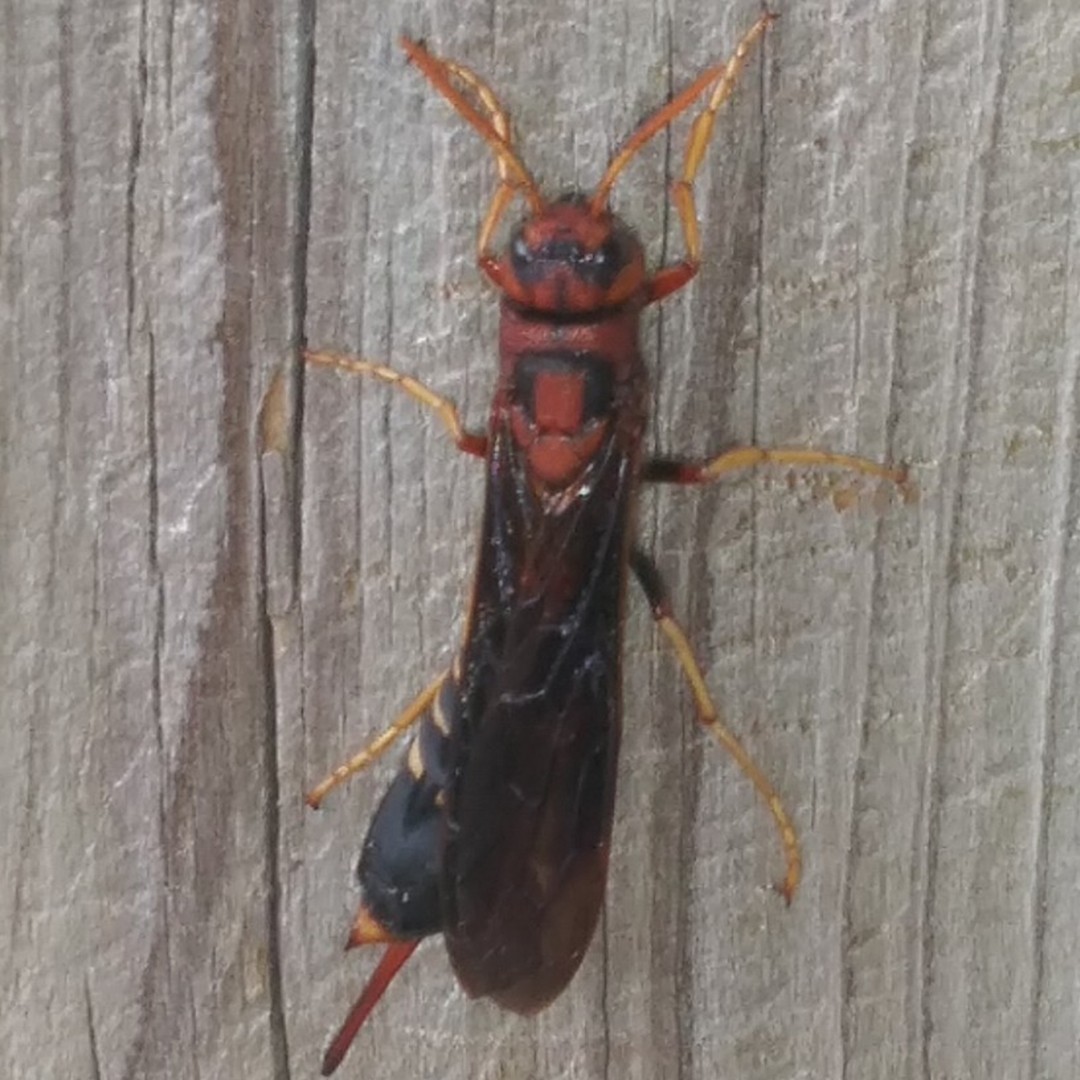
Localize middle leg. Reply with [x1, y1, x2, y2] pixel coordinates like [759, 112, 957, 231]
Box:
[644, 445, 914, 500]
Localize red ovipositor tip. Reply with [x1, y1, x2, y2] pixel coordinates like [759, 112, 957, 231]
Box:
[321, 941, 420, 1076]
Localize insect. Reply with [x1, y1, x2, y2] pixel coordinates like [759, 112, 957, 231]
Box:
[304, 13, 909, 1075]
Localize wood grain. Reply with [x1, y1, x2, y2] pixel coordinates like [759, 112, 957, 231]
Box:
[2, 1, 1078, 1078]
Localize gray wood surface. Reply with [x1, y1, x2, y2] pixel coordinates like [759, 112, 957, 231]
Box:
[2, 0, 1078, 1077]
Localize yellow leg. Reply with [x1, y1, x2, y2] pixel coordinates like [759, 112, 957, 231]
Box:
[304, 349, 487, 458]
[631, 548, 800, 903]
[657, 614, 800, 903]
[645, 445, 915, 501]
[306, 673, 446, 809]
[702, 445, 907, 486]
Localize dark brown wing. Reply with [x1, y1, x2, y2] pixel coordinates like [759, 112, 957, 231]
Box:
[441, 419, 638, 1012]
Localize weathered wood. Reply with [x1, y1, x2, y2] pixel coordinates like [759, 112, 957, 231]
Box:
[3, 1, 1078, 1078]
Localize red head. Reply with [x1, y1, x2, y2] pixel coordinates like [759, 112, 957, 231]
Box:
[484, 195, 646, 314]
[400, 36, 723, 317]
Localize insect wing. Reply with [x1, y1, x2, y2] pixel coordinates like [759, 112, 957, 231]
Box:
[442, 423, 637, 1011]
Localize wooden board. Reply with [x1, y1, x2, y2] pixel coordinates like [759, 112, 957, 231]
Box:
[2, 1, 1078, 1077]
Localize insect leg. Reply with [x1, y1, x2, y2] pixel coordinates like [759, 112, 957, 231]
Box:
[630, 546, 800, 903]
[321, 940, 420, 1076]
[644, 446, 914, 500]
[645, 11, 776, 304]
[306, 672, 446, 809]
[304, 349, 488, 458]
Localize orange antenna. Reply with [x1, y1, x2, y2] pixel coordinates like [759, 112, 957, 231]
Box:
[401, 37, 545, 215]
[589, 59, 728, 214]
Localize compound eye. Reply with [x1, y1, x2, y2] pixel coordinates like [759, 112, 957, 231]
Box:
[579, 245, 604, 268]
[510, 231, 533, 270]
[571, 234, 625, 290]
[594, 235, 623, 273]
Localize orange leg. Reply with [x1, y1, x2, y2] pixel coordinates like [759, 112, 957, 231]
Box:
[645, 12, 776, 303]
[305, 673, 446, 809]
[631, 547, 800, 903]
[644, 445, 915, 501]
[304, 349, 487, 459]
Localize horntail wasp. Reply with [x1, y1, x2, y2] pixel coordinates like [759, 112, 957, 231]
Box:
[303, 12, 911, 1075]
